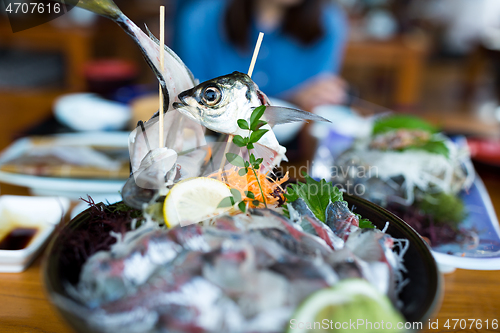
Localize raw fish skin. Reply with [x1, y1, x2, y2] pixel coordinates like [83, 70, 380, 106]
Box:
[69, 210, 406, 332]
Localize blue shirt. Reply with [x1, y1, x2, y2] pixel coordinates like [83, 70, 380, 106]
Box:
[173, 0, 348, 98]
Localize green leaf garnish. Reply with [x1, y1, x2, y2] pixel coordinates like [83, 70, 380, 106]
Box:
[245, 191, 255, 199]
[372, 115, 449, 157]
[226, 153, 246, 167]
[250, 106, 266, 130]
[373, 115, 438, 135]
[358, 217, 375, 229]
[249, 129, 268, 143]
[387, 136, 449, 158]
[285, 174, 345, 222]
[237, 119, 249, 130]
[230, 188, 242, 202]
[415, 138, 449, 157]
[217, 196, 235, 208]
[226, 105, 268, 209]
[232, 135, 247, 147]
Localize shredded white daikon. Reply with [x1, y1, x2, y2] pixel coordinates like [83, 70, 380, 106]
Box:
[337, 134, 474, 205]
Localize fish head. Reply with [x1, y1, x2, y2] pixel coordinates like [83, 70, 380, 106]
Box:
[174, 72, 266, 134]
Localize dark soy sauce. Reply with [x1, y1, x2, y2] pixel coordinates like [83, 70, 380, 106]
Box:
[0, 227, 38, 250]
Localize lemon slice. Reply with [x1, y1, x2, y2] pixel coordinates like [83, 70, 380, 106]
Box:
[288, 279, 404, 333]
[163, 177, 233, 228]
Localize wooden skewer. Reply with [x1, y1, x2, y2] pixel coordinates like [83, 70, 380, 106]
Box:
[247, 32, 264, 78]
[159, 5, 165, 149]
[219, 32, 264, 176]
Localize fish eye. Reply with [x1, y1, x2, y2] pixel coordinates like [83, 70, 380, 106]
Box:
[201, 86, 221, 106]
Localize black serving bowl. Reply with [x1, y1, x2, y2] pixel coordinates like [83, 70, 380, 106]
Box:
[43, 195, 442, 332]
[344, 194, 442, 323]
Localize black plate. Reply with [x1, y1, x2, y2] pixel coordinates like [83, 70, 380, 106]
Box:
[43, 195, 442, 332]
[344, 194, 442, 323]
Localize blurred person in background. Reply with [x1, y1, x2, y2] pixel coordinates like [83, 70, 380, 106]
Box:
[173, 0, 349, 111]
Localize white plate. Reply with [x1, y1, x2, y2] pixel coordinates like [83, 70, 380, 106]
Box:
[54, 93, 131, 132]
[0, 195, 70, 272]
[432, 176, 500, 270]
[0, 132, 129, 200]
[313, 129, 500, 270]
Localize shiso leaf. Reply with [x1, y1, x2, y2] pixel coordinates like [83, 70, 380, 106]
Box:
[284, 175, 375, 228]
[372, 115, 449, 157]
[373, 115, 438, 135]
[413, 138, 449, 158]
[285, 174, 345, 223]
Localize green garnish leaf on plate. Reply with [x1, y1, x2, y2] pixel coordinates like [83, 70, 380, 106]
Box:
[285, 174, 345, 223]
[414, 138, 449, 158]
[373, 115, 438, 135]
[358, 217, 376, 229]
[372, 115, 449, 158]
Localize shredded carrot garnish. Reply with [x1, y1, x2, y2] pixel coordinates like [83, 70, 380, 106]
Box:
[209, 167, 289, 208]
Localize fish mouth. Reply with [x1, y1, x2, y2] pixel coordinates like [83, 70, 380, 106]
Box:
[173, 88, 198, 109]
[172, 101, 186, 109]
[176, 88, 194, 106]
[173, 99, 199, 123]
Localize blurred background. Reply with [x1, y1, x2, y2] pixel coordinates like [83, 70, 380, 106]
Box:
[1, 2, 500, 329]
[0, 0, 499, 162]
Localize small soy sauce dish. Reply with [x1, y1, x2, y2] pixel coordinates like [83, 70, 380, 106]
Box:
[0, 195, 69, 273]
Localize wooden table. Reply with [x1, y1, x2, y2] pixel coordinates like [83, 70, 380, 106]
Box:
[342, 34, 429, 111]
[0, 170, 500, 333]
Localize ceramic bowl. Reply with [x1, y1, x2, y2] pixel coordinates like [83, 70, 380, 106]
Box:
[0, 195, 70, 272]
[43, 195, 441, 331]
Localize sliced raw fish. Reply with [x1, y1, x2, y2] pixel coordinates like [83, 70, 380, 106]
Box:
[70, 210, 407, 332]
